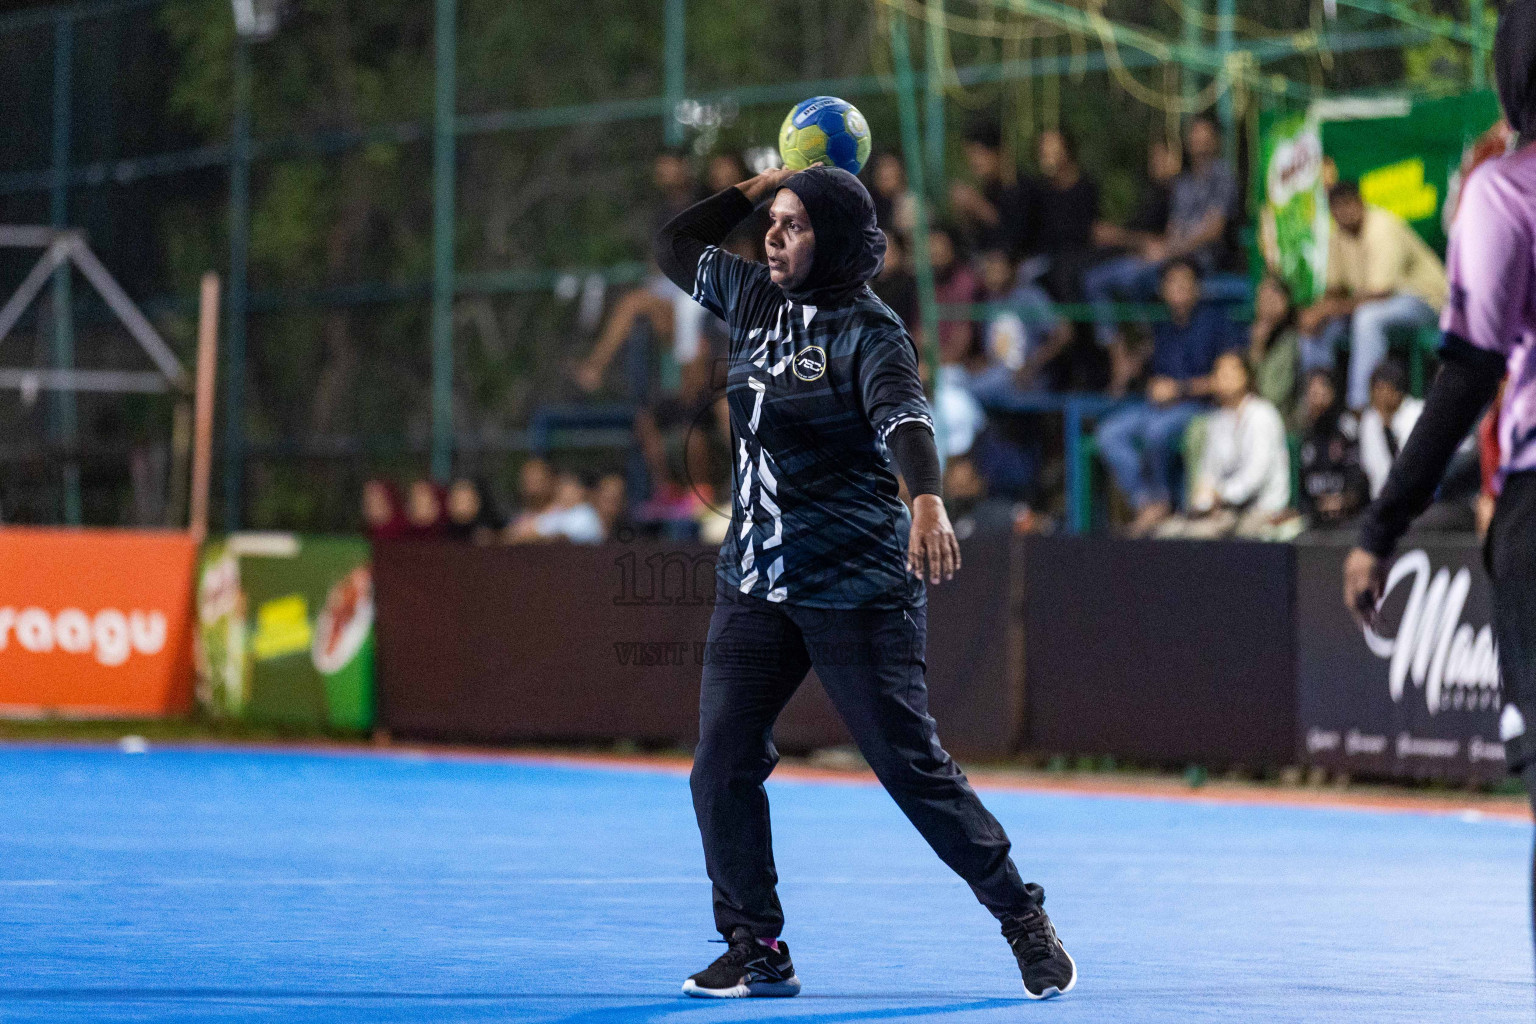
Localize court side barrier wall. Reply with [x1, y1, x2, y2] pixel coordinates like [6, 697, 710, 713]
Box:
[372, 532, 1022, 757]
[1020, 536, 1298, 768]
[372, 532, 1505, 784]
[0, 527, 196, 716]
[1023, 534, 1502, 784]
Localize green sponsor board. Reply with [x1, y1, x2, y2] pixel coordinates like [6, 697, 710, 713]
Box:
[1318, 92, 1501, 255]
[195, 534, 375, 731]
[1258, 92, 1502, 301]
[1258, 110, 1328, 304]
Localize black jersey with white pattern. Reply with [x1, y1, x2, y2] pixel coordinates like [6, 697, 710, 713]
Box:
[657, 187, 933, 609]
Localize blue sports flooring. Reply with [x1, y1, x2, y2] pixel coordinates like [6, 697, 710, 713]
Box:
[0, 744, 1529, 1023]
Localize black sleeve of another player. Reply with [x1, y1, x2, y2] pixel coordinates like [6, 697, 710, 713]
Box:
[654, 186, 756, 294]
[889, 421, 942, 497]
[1357, 333, 1505, 557]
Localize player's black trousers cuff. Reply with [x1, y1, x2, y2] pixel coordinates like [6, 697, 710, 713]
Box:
[1486, 471, 1536, 774]
[689, 577, 1038, 939]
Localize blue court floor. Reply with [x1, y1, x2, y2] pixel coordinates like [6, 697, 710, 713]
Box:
[0, 744, 1529, 1023]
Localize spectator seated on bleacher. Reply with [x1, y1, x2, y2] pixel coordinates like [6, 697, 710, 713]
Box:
[871, 230, 918, 328]
[1248, 274, 1303, 426]
[511, 469, 605, 545]
[503, 457, 556, 542]
[650, 148, 706, 241]
[1357, 360, 1423, 500]
[1297, 180, 1447, 411]
[574, 257, 709, 400]
[576, 240, 732, 541]
[1356, 360, 1479, 533]
[1081, 116, 1244, 350]
[926, 223, 982, 368]
[914, 234, 1047, 505]
[947, 121, 1028, 258]
[1095, 259, 1244, 537]
[1091, 138, 1179, 267]
[403, 480, 448, 539]
[943, 454, 1045, 539]
[1018, 128, 1100, 301]
[704, 151, 767, 251]
[1296, 368, 1368, 530]
[589, 472, 629, 541]
[445, 476, 508, 546]
[361, 478, 408, 542]
[1156, 351, 1296, 540]
[962, 248, 1071, 407]
[870, 152, 919, 239]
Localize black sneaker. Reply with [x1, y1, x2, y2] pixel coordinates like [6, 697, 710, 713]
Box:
[681, 926, 802, 998]
[1003, 885, 1077, 1000]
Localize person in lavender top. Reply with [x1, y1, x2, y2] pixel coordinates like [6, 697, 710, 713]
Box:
[1344, 0, 1536, 966]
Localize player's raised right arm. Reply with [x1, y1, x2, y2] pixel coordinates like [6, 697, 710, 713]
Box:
[653, 167, 799, 297]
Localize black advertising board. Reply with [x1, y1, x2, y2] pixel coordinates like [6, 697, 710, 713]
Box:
[373, 532, 1021, 758]
[1021, 537, 1297, 767]
[1295, 538, 1505, 783]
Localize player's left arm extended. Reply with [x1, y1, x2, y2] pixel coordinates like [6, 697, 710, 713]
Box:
[859, 331, 958, 582]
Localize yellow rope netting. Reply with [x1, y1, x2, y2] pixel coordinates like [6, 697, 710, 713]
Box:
[1082, 0, 1227, 114]
[875, 0, 1340, 122]
[1150, 0, 1292, 39]
[880, 0, 1070, 42]
[871, 0, 1335, 182]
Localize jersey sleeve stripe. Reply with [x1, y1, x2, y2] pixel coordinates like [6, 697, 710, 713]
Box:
[692, 245, 720, 303]
[877, 412, 935, 445]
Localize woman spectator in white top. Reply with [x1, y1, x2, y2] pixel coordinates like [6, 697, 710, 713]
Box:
[1158, 350, 1293, 538]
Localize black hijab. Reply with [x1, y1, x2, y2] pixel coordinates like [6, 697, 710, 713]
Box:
[1497, 0, 1536, 137]
[777, 166, 887, 308]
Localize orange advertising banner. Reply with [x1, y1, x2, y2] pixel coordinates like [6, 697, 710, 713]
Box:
[0, 528, 196, 716]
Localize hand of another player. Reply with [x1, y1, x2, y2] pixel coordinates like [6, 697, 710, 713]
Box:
[1342, 547, 1387, 629]
[908, 493, 961, 585]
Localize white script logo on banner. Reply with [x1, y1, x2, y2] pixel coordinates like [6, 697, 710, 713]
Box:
[1360, 549, 1501, 714]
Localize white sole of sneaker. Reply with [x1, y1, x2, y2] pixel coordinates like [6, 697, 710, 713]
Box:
[1022, 950, 1077, 1000]
[681, 976, 802, 998]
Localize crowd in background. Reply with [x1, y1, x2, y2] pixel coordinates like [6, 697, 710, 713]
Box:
[363, 112, 1493, 545]
[360, 464, 638, 547]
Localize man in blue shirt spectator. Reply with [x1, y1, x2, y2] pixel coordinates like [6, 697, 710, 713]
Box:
[1081, 117, 1241, 350]
[1094, 258, 1244, 537]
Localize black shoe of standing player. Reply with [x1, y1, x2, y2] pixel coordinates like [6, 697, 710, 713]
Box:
[681, 926, 802, 998]
[1002, 885, 1077, 1000]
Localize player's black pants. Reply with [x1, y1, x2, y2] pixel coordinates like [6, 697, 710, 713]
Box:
[1487, 471, 1536, 956]
[690, 578, 1036, 939]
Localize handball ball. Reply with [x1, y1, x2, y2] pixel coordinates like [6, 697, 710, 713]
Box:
[779, 96, 872, 175]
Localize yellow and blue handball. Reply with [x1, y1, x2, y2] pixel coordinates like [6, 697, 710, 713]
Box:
[779, 96, 872, 175]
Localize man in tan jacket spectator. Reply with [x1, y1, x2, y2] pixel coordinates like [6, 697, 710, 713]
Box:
[1298, 180, 1447, 410]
